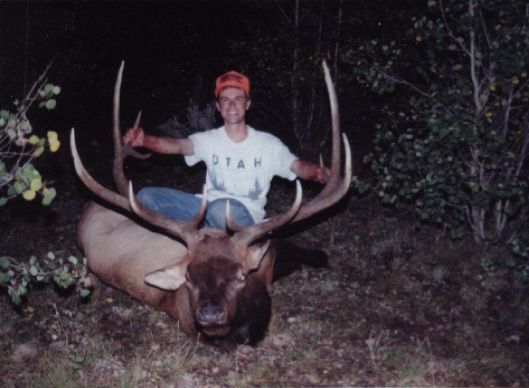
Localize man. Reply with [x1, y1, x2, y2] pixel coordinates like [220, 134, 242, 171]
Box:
[123, 70, 329, 228]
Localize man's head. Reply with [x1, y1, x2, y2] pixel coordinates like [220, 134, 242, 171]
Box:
[215, 71, 250, 98]
[215, 71, 251, 126]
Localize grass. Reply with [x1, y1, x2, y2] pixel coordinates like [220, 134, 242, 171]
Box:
[1, 186, 529, 386]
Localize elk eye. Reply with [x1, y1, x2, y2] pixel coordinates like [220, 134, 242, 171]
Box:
[238, 275, 246, 283]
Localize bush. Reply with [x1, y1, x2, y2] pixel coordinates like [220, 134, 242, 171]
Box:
[0, 252, 92, 304]
[1, 66, 91, 303]
[347, 0, 529, 277]
[0, 67, 61, 206]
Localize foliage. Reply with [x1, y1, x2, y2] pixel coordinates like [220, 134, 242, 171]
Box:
[0, 67, 61, 206]
[227, 0, 348, 158]
[0, 252, 92, 305]
[158, 100, 216, 138]
[346, 0, 529, 274]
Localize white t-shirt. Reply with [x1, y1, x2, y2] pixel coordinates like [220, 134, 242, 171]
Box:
[185, 126, 298, 223]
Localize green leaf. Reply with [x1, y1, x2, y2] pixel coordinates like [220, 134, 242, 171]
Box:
[0, 272, 10, 282]
[18, 284, 27, 295]
[67, 256, 78, 265]
[439, 127, 450, 139]
[8, 287, 21, 305]
[45, 99, 57, 110]
[44, 84, 54, 94]
[0, 257, 10, 270]
[42, 187, 57, 206]
[34, 146, 45, 157]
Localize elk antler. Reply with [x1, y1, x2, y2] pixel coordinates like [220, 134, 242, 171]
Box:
[71, 62, 207, 245]
[232, 60, 352, 247]
[72, 62, 302, 247]
[72, 60, 349, 248]
[112, 62, 150, 196]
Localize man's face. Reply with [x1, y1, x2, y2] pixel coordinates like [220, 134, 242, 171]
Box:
[216, 87, 251, 126]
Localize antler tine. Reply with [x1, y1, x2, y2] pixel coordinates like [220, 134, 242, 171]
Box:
[225, 201, 244, 233]
[128, 181, 203, 245]
[123, 111, 152, 161]
[113, 64, 151, 196]
[290, 60, 352, 223]
[232, 181, 303, 247]
[231, 60, 352, 247]
[112, 61, 130, 196]
[187, 185, 208, 231]
[72, 61, 213, 247]
[71, 128, 131, 212]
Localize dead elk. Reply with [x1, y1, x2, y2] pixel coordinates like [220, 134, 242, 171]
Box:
[71, 61, 351, 348]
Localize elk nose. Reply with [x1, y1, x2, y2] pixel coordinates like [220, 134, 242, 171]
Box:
[197, 301, 226, 324]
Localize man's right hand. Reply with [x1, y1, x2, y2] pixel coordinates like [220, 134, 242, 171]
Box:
[123, 127, 145, 147]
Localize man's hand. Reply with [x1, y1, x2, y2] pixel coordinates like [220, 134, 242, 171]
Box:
[315, 165, 331, 184]
[123, 127, 145, 147]
[290, 160, 331, 184]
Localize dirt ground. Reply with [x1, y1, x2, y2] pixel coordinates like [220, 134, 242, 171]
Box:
[1, 149, 528, 387]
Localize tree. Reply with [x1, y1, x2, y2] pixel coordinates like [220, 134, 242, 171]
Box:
[0, 67, 91, 304]
[347, 0, 529, 274]
[0, 66, 60, 206]
[228, 0, 348, 158]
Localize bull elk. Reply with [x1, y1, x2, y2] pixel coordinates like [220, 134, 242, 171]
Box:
[71, 61, 351, 349]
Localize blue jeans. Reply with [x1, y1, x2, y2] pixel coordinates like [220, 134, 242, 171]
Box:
[136, 187, 255, 228]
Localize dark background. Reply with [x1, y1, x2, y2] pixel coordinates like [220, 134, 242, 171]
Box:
[0, 1, 264, 139]
[1, 0, 418, 172]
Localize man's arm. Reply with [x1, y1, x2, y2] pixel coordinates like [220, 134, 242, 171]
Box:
[123, 127, 195, 155]
[290, 159, 330, 184]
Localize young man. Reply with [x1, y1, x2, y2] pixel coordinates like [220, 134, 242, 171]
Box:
[123, 70, 329, 228]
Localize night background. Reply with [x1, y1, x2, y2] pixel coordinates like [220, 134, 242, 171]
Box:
[1, 0, 414, 158]
[1, 1, 528, 386]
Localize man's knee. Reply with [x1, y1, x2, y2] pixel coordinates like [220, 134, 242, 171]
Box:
[206, 199, 254, 228]
[206, 199, 228, 228]
[137, 187, 158, 208]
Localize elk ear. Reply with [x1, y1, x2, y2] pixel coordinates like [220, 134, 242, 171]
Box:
[245, 240, 272, 272]
[144, 263, 187, 291]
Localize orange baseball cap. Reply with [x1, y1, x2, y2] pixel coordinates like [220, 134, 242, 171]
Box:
[215, 71, 250, 97]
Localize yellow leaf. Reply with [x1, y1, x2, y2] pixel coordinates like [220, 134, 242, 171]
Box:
[416, 36, 422, 42]
[50, 140, 61, 152]
[489, 83, 496, 92]
[512, 76, 520, 85]
[30, 178, 42, 192]
[521, 72, 527, 78]
[22, 190, 36, 201]
[47, 130, 58, 143]
[485, 112, 492, 118]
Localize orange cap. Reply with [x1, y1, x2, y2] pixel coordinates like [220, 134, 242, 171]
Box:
[215, 71, 250, 97]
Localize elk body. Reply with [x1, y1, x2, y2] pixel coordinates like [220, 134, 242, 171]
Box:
[72, 61, 351, 348]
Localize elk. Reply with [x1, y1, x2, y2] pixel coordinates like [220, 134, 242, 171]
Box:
[71, 61, 351, 349]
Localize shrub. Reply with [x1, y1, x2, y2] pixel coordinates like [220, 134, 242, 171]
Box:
[346, 0, 529, 276]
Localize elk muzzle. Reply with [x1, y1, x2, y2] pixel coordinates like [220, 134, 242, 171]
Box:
[197, 300, 230, 336]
